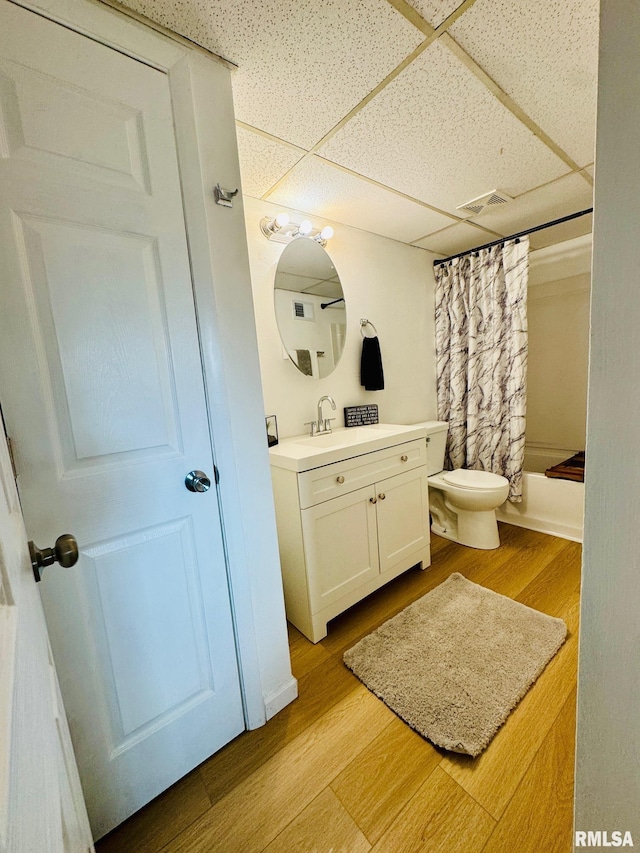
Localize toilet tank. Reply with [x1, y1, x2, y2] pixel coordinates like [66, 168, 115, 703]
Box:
[423, 421, 449, 475]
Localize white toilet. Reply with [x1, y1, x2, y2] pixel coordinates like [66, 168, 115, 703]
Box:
[423, 421, 509, 550]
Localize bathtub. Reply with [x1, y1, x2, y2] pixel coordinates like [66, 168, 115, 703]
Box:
[495, 446, 585, 542]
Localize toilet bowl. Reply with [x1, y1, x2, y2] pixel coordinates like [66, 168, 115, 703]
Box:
[417, 421, 510, 550]
[427, 468, 509, 550]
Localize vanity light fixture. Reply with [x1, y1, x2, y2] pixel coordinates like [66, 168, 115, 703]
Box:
[260, 212, 290, 239]
[314, 225, 334, 247]
[260, 213, 334, 245]
[291, 219, 313, 238]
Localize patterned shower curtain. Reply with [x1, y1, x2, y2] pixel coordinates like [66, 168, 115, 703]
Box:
[435, 237, 529, 502]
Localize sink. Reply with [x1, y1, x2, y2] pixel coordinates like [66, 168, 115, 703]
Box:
[269, 423, 428, 472]
[295, 425, 398, 448]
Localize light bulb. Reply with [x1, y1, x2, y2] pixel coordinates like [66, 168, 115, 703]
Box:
[320, 226, 334, 241]
[298, 219, 312, 236]
[260, 213, 292, 239]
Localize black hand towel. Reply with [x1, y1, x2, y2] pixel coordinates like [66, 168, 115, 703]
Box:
[360, 335, 385, 391]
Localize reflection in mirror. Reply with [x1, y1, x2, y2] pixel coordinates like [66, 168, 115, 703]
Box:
[274, 238, 346, 379]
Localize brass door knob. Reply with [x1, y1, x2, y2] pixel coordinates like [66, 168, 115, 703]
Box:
[29, 534, 79, 583]
[401, 455, 408, 462]
[369, 496, 377, 504]
[336, 475, 345, 484]
[378, 493, 386, 500]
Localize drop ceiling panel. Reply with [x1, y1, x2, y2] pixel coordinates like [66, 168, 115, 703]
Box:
[449, 0, 599, 166]
[405, 0, 471, 28]
[236, 127, 304, 198]
[465, 172, 593, 240]
[413, 221, 497, 255]
[122, 0, 423, 149]
[319, 41, 570, 217]
[267, 156, 458, 243]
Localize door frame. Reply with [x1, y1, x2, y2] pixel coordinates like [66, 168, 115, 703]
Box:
[4, 0, 295, 730]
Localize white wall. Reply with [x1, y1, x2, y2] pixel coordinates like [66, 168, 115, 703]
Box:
[244, 196, 438, 438]
[527, 235, 591, 458]
[574, 0, 640, 842]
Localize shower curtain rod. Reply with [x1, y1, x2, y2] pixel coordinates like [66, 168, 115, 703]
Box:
[433, 207, 593, 266]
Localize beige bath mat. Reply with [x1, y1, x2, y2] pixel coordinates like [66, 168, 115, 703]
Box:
[343, 573, 567, 756]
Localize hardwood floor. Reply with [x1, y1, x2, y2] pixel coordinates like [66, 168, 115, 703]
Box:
[95, 524, 581, 853]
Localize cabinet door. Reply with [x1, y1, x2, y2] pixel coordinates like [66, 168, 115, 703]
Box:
[376, 467, 430, 574]
[301, 485, 380, 613]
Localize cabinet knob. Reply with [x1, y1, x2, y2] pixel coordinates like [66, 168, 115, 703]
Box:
[369, 496, 377, 504]
[336, 475, 345, 484]
[401, 454, 408, 462]
[378, 493, 386, 500]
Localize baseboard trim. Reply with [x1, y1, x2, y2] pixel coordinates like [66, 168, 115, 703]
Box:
[262, 676, 299, 722]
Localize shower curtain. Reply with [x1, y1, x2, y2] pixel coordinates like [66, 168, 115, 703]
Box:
[435, 237, 529, 502]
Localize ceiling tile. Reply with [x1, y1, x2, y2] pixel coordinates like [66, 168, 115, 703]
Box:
[449, 0, 599, 166]
[465, 172, 593, 240]
[120, 0, 424, 149]
[405, 0, 470, 29]
[413, 221, 497, 255]
[319, 41, 570, 217]
[236, 127, 303, 198]
[267, 156, 458, 243]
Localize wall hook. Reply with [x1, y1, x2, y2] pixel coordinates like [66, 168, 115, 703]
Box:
[214, 183, 239, 207]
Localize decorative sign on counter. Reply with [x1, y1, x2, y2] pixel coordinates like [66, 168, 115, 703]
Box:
[344, 404, 379, 427]
[266, 414, 279, 447]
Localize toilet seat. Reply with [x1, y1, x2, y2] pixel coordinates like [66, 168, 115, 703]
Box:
[442, 469, 508, 490]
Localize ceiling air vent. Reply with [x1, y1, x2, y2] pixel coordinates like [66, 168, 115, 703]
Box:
[456, 189, 513, 216]
[293, 300, 314, 321]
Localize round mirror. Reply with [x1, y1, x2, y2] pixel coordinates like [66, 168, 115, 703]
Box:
[274, 238, 346, 379]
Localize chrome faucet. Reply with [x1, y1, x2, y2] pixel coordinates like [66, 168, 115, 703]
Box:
[317, 395, 336, 430]
[305, 395, 337, 435]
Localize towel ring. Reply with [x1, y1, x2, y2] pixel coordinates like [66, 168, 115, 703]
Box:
[360, 318, 378, 338]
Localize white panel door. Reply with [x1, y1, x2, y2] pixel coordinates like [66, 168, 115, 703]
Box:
[0, 412, 94, 852]
[0, 1, 244, 838]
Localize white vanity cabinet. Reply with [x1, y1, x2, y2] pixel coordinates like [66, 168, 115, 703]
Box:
[270, 432, 431, 642]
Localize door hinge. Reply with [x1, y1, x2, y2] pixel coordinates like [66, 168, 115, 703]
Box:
[6, 436, 17, 481]
[214, 464, 220, 485]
